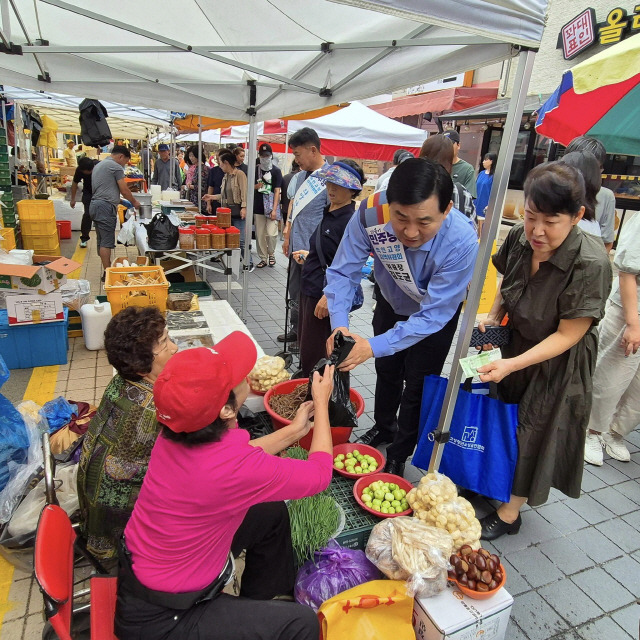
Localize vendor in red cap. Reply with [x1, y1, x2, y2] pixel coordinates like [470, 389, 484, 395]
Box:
[114, 331, 334, 640]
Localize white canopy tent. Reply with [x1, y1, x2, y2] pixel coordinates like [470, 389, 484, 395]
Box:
[1, 0, 549, 471]
[223, 102, 427, 160]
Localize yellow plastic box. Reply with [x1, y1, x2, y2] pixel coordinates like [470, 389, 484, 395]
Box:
[0, 227, 16, 251]
[22, 231, 61, 255]
[17, 199, 55, 220]
[104, 265, 169, 314]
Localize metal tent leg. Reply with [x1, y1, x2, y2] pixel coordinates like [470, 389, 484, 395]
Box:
[427, 48, 537, 473]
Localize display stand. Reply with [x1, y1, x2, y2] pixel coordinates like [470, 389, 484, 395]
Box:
[135, 220, 240, 303]
[167, 299, 265, 413]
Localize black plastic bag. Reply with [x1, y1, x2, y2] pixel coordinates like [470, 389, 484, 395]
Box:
[306, 331, 358, 428]
[147, 214, 179, 250]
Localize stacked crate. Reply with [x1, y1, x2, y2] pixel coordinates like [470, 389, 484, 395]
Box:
[17, 199, 60, 256]
[0, 127, 18, 250]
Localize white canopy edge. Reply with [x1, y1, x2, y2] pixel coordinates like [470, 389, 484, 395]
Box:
[330, 0, 549, 48]
[0, 1, 548, 122]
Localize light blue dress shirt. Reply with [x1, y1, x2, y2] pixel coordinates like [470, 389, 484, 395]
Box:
[324, 204, 478, 358]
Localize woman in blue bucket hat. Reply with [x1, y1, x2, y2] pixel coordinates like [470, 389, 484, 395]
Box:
[292, 159, 365, 376]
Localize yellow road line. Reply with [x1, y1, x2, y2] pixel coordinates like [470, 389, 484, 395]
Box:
[0, 554, 15, 627]
[22, 365, 59, 406]
[69, 237, 88, 280]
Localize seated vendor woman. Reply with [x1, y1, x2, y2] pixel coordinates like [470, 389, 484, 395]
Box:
[114, 333, 334, 640]
[77, 306, 178, 562]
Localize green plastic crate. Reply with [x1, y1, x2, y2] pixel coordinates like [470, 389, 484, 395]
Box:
[168, 280, 212, 297]
[329, 475, 379, 550]
[0, 168, 11, 182]
[0, 192, 13, 204]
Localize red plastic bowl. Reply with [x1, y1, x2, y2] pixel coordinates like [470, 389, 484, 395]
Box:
[264, 378, 365, 451]
[353, 472, 413, 518]
[448, 562, 507, 600]
[332, 443, 385, 479]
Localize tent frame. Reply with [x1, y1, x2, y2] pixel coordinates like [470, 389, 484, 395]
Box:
[1, 1, 543, 476]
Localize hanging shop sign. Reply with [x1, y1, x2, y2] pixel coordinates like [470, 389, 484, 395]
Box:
[558, 5, 640, 59]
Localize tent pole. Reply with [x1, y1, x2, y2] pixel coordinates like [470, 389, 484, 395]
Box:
[198, 116, 202, 213]
[283, 126, 290, 172]
[242, 83, 258, 321]
[426, 48, 537, 473]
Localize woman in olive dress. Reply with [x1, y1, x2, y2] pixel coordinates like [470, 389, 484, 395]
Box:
[477, 162, 611, 540]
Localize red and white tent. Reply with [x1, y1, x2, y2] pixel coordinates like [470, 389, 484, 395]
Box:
[221, 102, 427, 161]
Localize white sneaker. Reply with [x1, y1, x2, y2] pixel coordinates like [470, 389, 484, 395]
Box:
[584, 433, 604, 466]
[602, 431, 631, 462]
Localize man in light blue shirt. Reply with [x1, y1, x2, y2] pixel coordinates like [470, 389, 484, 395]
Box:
[324, 159, 478, 476]
[279, 128, 330, 343]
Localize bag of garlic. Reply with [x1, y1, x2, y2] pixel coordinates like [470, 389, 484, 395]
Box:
[248, 356, 291, 393]
[413, 496, 482, 552]
[413, 375, 518, 503]
[365, 516, 453, 598]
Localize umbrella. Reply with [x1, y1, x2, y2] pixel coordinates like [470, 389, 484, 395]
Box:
[535, 34, 640, 155]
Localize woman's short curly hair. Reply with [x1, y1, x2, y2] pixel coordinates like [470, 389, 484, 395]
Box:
[104, 306, 166, 381]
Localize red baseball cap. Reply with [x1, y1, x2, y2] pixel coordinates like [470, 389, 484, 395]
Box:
[154, 332, 258, 433]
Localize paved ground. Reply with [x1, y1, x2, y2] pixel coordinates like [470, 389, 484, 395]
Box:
[1, 227, 639, 639]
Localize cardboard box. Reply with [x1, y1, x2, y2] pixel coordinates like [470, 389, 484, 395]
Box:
[5, 292, 65, 325]
[0, 255, 81, 294]
[413, 582, 513, 640]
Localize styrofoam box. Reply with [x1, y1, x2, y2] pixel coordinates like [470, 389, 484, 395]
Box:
[413, 582, 513, 640]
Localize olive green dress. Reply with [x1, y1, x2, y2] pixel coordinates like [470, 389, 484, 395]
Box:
[77, 375, 159, 559]
[493, 225, 611, 506]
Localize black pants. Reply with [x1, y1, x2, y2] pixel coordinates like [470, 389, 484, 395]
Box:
[114, 502, 317, 640]
[298, 292, 332, 378]
[373, 285, 462, 461]
[80, 200, 92, 242]
[286, 259, 302, 332]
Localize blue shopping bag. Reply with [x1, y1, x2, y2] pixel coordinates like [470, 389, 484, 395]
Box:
[413, 375, 519, 503]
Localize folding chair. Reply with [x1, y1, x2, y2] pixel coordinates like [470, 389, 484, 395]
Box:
[34, 503, 118, 640]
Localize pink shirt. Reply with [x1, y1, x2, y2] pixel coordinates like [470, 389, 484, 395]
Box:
[124, 427, 332, 592]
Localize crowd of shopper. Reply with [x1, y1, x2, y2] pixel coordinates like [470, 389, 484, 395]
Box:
[68, 125, 637, 639]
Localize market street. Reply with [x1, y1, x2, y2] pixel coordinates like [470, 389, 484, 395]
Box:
[0, 231, 637, 639]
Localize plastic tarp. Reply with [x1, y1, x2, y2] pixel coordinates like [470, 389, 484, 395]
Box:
[223, 102, 427, 160]
[1, 1, 549, 122]
[2, 87, 172, 139]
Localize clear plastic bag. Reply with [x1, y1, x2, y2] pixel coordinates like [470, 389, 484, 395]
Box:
[414, 496, 481, 551]
[0, 249, 33, 265]
[0, 401, 48, 524]
[117, 215, 137, 246]
[59, 279, 91, 312]
[365, 516, 453, 598]
[295, 540, 380, 612]
[7, 464, 79, 540]
[248, 355, 290, 393]
[406, 471, 458, 514]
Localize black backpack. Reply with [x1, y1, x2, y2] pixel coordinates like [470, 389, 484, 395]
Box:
[78, 99, 112, 148]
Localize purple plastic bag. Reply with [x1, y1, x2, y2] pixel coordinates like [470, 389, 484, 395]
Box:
[294, 539, 381, 612]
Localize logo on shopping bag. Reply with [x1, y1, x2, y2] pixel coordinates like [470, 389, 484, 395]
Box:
[462, 426, 478, 443]
[449, 425, 485, 452]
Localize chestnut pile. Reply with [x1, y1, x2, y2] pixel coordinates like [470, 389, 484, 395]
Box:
[448, 545, 503, 593]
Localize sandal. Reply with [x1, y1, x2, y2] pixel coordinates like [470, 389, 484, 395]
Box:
[268, 256, 276, 267]
[256, 261, 267, 269]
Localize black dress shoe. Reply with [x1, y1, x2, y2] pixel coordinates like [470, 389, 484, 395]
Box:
[355, 427, 394, 447]
[480, 511, 522, 541]
[385, 458, 405, 478]
[277, 331, 297, 342]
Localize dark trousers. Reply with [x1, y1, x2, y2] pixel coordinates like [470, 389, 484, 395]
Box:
[373, 285, 462, 461]
[80, 201, 92, 242]
[298, 292, 332, 378]
[114, 502, 317, 640]
[287, 259, 302, 331]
